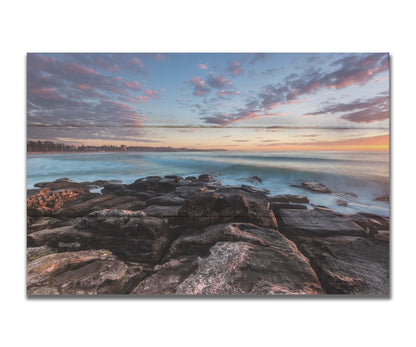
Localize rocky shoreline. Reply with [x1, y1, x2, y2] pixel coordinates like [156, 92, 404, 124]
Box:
[27, 175, 389, 295]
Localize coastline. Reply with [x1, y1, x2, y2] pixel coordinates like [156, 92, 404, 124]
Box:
[27, 174, 389, 295]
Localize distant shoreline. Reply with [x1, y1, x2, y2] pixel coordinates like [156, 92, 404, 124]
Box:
[27, 150, 228, 155]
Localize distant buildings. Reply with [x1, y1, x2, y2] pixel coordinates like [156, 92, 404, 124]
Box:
[27, 140, 226, 153]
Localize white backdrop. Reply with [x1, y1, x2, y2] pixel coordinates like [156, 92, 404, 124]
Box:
[1, 1, 414, 346]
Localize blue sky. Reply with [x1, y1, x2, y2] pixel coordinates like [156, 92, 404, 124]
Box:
[27, 53, 389, 150]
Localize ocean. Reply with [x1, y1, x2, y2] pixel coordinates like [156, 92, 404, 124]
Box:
[27, 151, 390, 217]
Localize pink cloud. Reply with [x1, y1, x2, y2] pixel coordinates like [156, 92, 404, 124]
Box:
[75, 84, 91, 91]
[218, 90, 240, 96]
[144, 89, 159, 98]
[64, 63, 100, 77]
[198, 64, 208, 69]
[123, 81, 142, 90]
[228, 61, 243, 75]
[191, 77, 210, 96]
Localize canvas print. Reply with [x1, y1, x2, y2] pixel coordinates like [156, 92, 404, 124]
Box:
[26, 53, 389, 295]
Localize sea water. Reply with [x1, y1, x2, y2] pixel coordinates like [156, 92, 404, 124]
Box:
[27, 151, 390, 216]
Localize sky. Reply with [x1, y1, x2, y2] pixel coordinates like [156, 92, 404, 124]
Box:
[27, 53, 389, 151]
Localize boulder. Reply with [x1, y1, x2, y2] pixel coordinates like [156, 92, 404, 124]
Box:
[34, 179, 89, 191]
[374, 194, 389, 202]
[143, 205, 181, 217]
[176, 241, 324, 295]
[268, 195, 290, 203]
[174, 185, 208, 199]
[178, 188, 277, 228]
[301, 182, 332, 193]
[277, 209, 366, 237]
[296, 236, 389, 295]
[285, 195, 310, 203]
[269, 202, 307, 216]
[336, 199, 348, 206]
[198, 174, 211, 182]
[131, 256, 199, 295]
[128, 176, 176, 193]
[27, 188, 90, 217]
[27, 249, 145, 295]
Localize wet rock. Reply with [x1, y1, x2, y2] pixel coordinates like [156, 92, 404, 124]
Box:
[268, 195, 290, 203]
[336, 199, 348, 206]
[285, 195, 310, 203]
[178, 188, 277, 228]
[240, 185, 270, 195]
[27, 249, 143, 295]
[164, 175, 183, 182]
[277, 209, 366, 237]
[296, 236, 389, 295]
[101, 183, 126, 194]
[176, 241, 324, 295]
[374, 194, 389, 202]
[349, 213, 389, 231]
[198, 174, 211, 182]
[301, 182, 332, 193]
[269, 202, 307, 216]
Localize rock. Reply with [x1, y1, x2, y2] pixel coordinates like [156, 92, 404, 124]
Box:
[238, 176, 263, 184]
[164, 175, 183, 182]
[269, 202, 307, 216]
[54, 195, 139, 217]
[75, 213, 170, 263]
[143, 205, 181, 217]
[285, 195, 310, 203]
[240, 185, 270, 195]
[176, 241, 324, 295]
[27, 188, 90, 217]
[336, 199, 348, 206]
[276, 209, 366, 237]
[146, 194, 185, 206]
[88, 209, 147, 217]
[27, 249, 144, 295]
[58, 241, 81, 252]
[28, 213, 170, 264]
[349, 213, 389, 231]
[178, 188, 277, 228]
[334, 191, 358, 198]
[174, 185, 208, 199]
[185, 176, 197, 181]
[90, 180, 111, 187]
[165, 222, 299, 260]
[28, 217, 61, 233]
[375, 194, 389, 202]
[101, 183, 126, 194]
[27, 245, 55, 262]
[128, 176, 176, 193]
[198, 174, 211, 182]
[301, 182, 332, 193]
[296, 236, 389, 295]
[27, 188, 41, 197]
[131, 256, 199, 295]
[268, 195, 290, 203]
[34, 180, 89, 191]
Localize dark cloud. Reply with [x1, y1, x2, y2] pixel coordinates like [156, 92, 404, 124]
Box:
[305, 94, 389, 123]
[207, 74, 232, 89]
[227, 61, 244, 75]
[190, 77, 210, 96]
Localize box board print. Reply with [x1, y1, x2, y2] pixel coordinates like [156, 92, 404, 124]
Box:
[27, 53, 390, 295]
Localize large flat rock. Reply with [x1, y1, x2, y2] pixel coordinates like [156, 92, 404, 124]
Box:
[27, 249, 146, 295]
[276, 209, 366, 237]
[296, 236, 389, 295]
[132, 223, 324, 295]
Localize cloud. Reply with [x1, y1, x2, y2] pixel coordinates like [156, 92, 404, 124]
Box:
[198, 64, 208, 69]
[228, 61, 243, 75]
[200, 53, 389, 126]
[218, 90, 240, 97]
[190, 77, 210, 96]
[124, 57, 147, 75]
[207, 73, 232, 89]
[144, 89, 159, 99]
[305, 94, 389, 123]
[248, 53, 266, 65]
